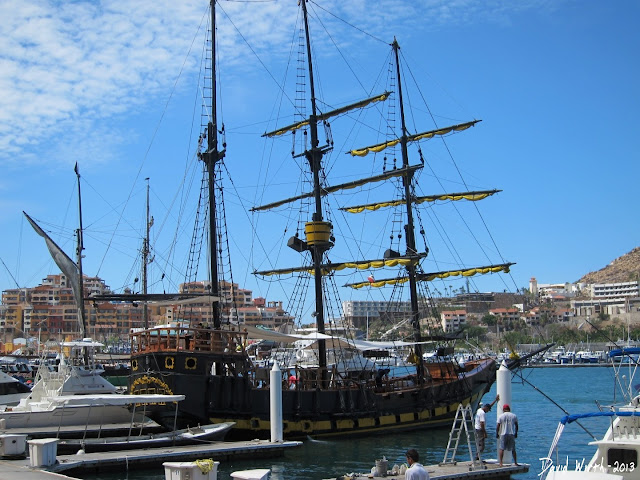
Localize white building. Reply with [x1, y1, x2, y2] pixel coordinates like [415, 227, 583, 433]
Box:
[441, 310, 466, 332]
[571, 281, 640, 317]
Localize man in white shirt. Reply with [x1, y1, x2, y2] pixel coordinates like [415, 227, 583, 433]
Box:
[475, 395, 499, 460]
[405, 448, 429, 480]
[496, 404, 519, 467]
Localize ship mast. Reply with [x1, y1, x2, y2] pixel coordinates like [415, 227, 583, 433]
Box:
[74, 163, 87, 340]
[392, 39, 423, 378]
[301, 0, 328, 381]
[200, 0, 224, 328]
[142, 177, 150, 328]
[74, 163, 90, 365]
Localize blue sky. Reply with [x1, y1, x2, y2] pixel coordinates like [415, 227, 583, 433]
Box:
[0, 0, 638, 311]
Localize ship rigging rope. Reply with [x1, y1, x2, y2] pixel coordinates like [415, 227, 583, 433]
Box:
[402, 54, 516, 293]
[512, 368, 597, 441]
[309, 1, 388, 45]
[91, 7, 208, 283]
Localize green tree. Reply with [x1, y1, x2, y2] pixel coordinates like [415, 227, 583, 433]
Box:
[462, 325, 488, 342]
[482, 314, 497, 326]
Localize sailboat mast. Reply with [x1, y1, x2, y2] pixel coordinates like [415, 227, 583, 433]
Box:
[74, 163, 87, 340]
[392, 39, 424, 372]
[301, 0, 328, 378]
[203, 0, 223, 328]
[143, 177, 150, 328]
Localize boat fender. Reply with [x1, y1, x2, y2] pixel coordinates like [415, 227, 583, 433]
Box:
[296, 349, 304, 360]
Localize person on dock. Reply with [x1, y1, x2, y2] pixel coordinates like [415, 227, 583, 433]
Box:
[475, 394, 499, 460]
[405, 448, 429, 480]
[496, 404, 519, 467]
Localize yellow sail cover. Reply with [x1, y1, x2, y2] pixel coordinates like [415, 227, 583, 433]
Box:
[254, 254, 426, 277]
[341, 189, 500, 214]
[349, 120, 481, 157]
[251, 164, 422, 212]
[263, 92, 391, 138]
[345, 263, 514, 289]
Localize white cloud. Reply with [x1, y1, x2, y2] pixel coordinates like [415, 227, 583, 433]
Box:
[0, 0, 550, 169]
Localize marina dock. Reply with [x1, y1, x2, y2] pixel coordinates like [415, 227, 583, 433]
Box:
[0, 460, 79, 480]
[0, 439, 302, 478]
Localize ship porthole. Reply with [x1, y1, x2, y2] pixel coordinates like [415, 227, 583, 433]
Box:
[131, 359, 138, 371]
[185, 357, 197, 370]
[165, 356, 175, 369]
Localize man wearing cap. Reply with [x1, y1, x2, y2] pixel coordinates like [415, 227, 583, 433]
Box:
[405, 448, 429, 479]
[474, 394, 499, 460]
[496, 403, 519, 467]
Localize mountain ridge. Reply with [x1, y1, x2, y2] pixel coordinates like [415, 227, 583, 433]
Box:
[577, 247, 640, 284]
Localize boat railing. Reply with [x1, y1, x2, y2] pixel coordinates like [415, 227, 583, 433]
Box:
[282, 366, 419, 393]
[131, 326, 248, 357]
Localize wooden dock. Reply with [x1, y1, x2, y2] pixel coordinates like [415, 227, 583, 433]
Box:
[331, 461, 530, 480]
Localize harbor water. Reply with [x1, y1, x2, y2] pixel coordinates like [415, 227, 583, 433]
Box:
[87, 365, 625, 480]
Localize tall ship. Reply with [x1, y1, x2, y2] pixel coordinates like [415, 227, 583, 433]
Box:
[127, 0, 513, 439]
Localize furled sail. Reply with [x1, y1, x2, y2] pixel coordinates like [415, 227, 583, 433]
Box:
[349, 119, 481, 157]
[254, 253, 427, 277]
[23, 211, 82, 311]
[263, 92, 391, 138]
[251, 164, 423, 212]
[340, 189, 501, 213]
[344, 262, 514, 289]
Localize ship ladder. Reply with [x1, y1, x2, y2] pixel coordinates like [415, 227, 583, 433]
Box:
[440, 404, 485, 470]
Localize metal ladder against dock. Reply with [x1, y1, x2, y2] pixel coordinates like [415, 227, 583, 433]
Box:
[441, 404, 485, 470]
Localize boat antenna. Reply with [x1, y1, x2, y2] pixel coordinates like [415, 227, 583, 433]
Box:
[301, 0, 329, 385]
[199, 0, 225, 328]
[392, 38, 424, 380]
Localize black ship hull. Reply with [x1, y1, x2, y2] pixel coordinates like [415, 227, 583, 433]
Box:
[129, 331, 495, 440]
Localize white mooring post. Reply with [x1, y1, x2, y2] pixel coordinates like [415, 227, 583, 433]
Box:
[270, 362, 283, 442]
[496, 360, 513, 464]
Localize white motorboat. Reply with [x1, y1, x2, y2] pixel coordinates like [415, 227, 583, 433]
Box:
[0, 370, 31, 406]
[0, 392, 184, 430]
[0, 339, 167, 429]
[541, 351, 640, 479]
[31, 339, 118, 397]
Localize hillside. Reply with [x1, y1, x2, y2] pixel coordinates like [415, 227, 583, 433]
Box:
[578, 247, 640, 284]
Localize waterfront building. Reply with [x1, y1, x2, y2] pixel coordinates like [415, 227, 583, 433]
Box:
[571, 280, 640, 317]
[530, 277, 585, 302]
[342, 300, 412, 329]
[489, 307, 521, 325]
[440, 310, 466, 332]
[0, 273, 293, 351]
